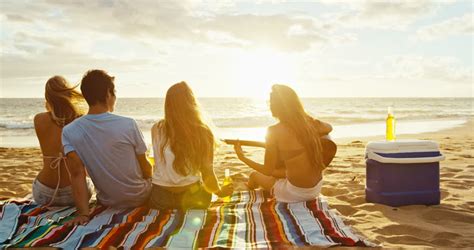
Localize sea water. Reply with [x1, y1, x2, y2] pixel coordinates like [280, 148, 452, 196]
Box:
[0, 98, 472, 147]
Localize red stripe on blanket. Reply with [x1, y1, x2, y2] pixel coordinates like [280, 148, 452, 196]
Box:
[306, 200, 358, 246]
[132, 210, 172, 249]
[97, 207, 150, 248]
[261, 199, 292, 247]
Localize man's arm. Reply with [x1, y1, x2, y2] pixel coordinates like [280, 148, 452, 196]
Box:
[65, 151, 90, 226]
[136, 154, 152, 179]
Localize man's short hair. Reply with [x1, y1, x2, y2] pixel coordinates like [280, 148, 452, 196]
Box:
[80, 70, 115, 106]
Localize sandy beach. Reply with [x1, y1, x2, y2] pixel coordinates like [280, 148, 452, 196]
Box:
[1, 120, 473, 248]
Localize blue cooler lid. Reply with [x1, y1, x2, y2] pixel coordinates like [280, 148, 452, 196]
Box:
[366, 139, 445, 164]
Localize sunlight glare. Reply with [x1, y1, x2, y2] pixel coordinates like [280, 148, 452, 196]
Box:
[233, 49, 296, 99]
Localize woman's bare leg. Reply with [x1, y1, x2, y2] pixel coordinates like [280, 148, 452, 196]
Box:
[247, 171, 276, 191]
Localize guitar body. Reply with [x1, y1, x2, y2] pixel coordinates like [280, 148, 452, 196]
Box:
[320, 135, 337, 167]
[223, 135, 337, 167]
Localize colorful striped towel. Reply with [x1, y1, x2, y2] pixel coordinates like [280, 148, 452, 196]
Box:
[0, 190, 374, 248]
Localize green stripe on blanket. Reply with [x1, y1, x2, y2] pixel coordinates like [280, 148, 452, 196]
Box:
[0, 190, 374, 249]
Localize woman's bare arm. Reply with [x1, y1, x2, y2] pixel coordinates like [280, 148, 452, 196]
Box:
[200, 151, 233, 197]
[234, 127, 279, 176]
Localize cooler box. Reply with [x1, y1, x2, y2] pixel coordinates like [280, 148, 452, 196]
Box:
[365, 140, 445, 206]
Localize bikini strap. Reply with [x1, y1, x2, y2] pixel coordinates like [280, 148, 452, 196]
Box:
[42, 151, 71, 207]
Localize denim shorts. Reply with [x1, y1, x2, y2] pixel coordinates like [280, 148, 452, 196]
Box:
[148, 183, 212, 210]
[32, 177, 94, 206]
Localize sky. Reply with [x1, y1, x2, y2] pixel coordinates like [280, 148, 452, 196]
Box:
[0, 0, 473, 98]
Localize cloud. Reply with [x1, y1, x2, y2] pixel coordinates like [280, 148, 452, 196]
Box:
[1, 1, 353, 54]
[385, 55, 472, 84]
[417, 12, 474, 40]
[0, 0, 471, 97]
[6, 14, 32, 23]
[323, 0, 455, 30]
[316, 55, 472, 83]
[0, 48, 152, 79]
[202, 14, 338, 52]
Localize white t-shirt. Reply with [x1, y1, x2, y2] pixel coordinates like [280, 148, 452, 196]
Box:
[151, 125, 201, 187]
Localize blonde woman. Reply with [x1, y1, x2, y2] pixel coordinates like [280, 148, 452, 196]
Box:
[33, 76, 93, 206]
[233, 84, 333, 203]
[148, 82, 233, 210]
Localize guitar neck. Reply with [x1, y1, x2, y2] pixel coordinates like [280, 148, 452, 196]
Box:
[222, 139, 266, 148]
[223, 135, 337, 167]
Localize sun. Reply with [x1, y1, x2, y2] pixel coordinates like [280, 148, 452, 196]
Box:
[232, 48, 297, 99]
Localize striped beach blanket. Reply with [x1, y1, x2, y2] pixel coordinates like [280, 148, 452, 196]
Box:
[0, 190, 373, 248]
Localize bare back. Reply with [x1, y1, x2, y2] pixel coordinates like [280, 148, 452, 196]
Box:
[34, 112, 71, 188]
[270, 123, 324, 188]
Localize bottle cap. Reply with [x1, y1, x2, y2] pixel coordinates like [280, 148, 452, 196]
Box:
[225, 169, 230, 178]
[388, 106, 393, 115]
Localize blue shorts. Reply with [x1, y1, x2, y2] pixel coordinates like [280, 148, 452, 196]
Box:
[32, 177, 94, 206]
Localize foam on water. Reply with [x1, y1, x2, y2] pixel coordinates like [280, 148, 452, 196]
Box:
[0, 98, 472, 147]
[1, 119, 467, 148]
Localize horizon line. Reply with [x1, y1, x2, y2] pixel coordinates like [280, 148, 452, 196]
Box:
[1, 96, 473, 99]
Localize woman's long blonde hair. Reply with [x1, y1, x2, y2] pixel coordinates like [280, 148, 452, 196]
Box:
[270, 84, 324, 169]
[45, 76, 84, 127]
[157, 81, 215, 176]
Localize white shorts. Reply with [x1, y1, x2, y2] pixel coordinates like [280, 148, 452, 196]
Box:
[32, 178, 94, 206]
[272, 179, 322, 203]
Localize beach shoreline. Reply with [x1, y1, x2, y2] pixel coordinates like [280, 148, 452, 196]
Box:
[1, 117, 469, 148]
[1, 119, 473, 248]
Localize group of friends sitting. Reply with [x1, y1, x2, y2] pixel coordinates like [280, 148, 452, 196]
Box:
[33, 69, 333, 226]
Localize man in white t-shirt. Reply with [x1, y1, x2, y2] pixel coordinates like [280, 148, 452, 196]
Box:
[62, 69, 152, 226]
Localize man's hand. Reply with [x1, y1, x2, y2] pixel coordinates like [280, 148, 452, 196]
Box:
[137, 154, 153, 179]
[64, 214, 89, 226]
[66, 151, 91, 225]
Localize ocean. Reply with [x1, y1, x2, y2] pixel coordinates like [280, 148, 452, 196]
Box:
[0, 98, 472, 147]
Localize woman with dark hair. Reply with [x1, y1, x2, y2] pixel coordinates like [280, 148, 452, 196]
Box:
[232, 84, 333, 203]
[32, 76, 93, 206]
[148, 81, 233, 210]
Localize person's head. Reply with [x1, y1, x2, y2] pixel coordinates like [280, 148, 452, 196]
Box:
[80, 69, 116, 111]
[270, 84, 306, 121]
[269, 84, 324, 168]
[159, 81, 214, 176]
[44, 76, 84, 127]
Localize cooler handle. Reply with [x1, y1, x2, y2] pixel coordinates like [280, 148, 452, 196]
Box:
[367, 151, 445, 164]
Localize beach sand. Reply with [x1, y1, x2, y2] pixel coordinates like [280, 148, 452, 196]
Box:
[1, 119, 473, 248]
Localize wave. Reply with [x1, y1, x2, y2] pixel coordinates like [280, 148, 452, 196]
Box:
[0, 121, 34, 129]
[0, 113, 472, 131]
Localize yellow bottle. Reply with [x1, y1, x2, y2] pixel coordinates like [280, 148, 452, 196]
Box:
[386, 107, 396, 141]
[222, 169, 232, 202]
[147, 146, 155, 166]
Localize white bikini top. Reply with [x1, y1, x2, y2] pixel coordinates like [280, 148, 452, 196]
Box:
[151, 126, 201, 187]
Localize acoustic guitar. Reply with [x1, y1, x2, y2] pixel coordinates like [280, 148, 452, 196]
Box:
[223, 135, 337, 167]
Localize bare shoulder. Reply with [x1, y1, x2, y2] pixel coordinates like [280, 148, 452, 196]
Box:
[271, 123, 293, 135]
[267, 123, 293, 142]
[34, 112, 52, 129]
[267, 124, 281, 136]
[34, 112, 49, 122]
[151, 120, 165, 138]
[152, 120, 165, 132]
